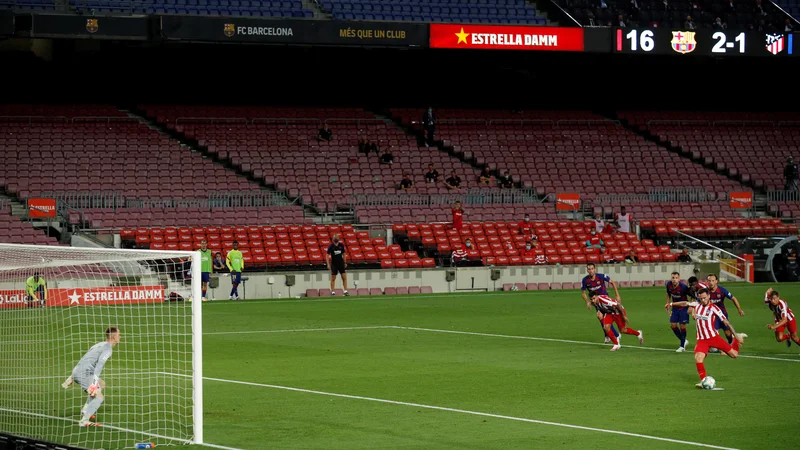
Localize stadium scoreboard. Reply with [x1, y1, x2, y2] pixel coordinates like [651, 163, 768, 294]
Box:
[614, 28, 795, 57]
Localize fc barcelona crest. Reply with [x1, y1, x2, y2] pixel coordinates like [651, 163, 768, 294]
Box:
[223, 23, 235, 37]
[670, 31, 696, 54]
[86, 18, 98, 33]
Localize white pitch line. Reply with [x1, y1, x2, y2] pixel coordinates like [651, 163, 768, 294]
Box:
[393, 326, 800, 363]
[203, 326, 394, 336]
[202, 325, 800, 363]
[0, 407, 243, 450]
[173, 374, 737, 450]
[200, 292, 545, 305]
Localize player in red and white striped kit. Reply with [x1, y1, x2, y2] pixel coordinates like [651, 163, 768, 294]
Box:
[765, 288, 800, 346]
[668, 288, 747, 388]
[587, 291, 643, 351]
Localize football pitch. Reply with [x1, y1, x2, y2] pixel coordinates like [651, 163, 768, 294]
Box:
[190, 283, 800, 450]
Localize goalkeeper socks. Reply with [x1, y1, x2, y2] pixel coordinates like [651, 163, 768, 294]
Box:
[83, 396, 104, 421]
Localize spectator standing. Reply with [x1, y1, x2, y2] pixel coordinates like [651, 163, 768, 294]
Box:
[615, 206, 632, 234]
[422, 107, 436, 147]
[593, 212, 605, 233]
[451, 200, 464, 231]
[785, 157, 798, 191]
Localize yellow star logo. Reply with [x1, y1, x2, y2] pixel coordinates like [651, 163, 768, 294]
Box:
[455, 27, 470, 44]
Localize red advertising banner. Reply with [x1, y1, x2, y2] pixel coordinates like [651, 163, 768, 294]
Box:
[555, 193, 581, 211]
[27, 198, 57, 218]
[729, 191, 753, 209]
[429, 24, 584, 51]
[0, 286, 165, 308]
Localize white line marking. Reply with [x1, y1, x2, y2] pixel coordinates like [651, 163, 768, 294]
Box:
[203, 325, 800, 363]
[0, 407, 243, 450]
[168, 373, 737, 450]
[203, 326, 394, 336]
[392, 326, 800, 363]
[201, 292, 534, 305]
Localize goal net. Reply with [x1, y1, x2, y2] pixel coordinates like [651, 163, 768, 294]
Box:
[0, 243, 203, 449]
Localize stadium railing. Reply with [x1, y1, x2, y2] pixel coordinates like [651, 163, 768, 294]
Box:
[594, 188, 717, 205]
[675, 230, 752, 282]
[40, 190, 295, 210]
[349, 188, 540, 208]
[767, 190, 800, 202]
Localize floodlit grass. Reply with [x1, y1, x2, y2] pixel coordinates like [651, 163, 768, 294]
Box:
[4, 283, 800, 449]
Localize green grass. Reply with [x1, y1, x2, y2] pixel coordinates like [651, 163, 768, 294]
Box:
[4, 283, 800, 449]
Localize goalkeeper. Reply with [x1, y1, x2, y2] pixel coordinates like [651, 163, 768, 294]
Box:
[61, 327, 121, 427]
[25, 272, 46, 308]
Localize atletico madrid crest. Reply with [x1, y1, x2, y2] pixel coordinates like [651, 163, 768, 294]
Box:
[86, 19, 98, 33]
[766, 34, 784, 55]
[670, 31, 696, 54]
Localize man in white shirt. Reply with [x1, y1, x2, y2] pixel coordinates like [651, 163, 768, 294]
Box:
[616, 206, 632, 233]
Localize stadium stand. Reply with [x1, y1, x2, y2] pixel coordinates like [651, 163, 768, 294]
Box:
[0, 204, 60, 246]
[775, 0, 799, 20]
[640, 217, 798, 238]
[0, 0, 56, 11]
[140, 106, 485, 214]
[69, 0, 313, 17]
[0, 105, 307, 228]
[618, 111, 800, 192]
[561, 0, 791, 29]
[316, 0, 545, 24]
[389, 108, 745, 198]
[355, 203, 561, 224]
[392, 219, 679, 266]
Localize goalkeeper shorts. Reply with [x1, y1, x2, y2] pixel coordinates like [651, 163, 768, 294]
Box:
[72, 371, 94, 393]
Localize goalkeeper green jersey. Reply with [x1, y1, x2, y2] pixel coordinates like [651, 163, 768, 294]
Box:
[227, 250, 244, 272]
[199, 249, 213, 273]
[25, 276, 46, 297]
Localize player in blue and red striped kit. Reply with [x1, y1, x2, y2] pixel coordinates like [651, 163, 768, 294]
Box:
[665, 272, 691, 352]
[705, 273, 745, 345]
[581, 263, 621, 343]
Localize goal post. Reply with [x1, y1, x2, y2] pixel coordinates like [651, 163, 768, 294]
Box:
[0, 243, 203, 449]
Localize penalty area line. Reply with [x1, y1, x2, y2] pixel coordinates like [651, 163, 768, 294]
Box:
[172, 374, 738, 450]
[392, 326, 800, 363]
[203, 326, 395, 336]
[0, 407, 243, 450]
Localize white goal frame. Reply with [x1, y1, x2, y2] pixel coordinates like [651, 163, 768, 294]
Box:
[0, 243, 204, 446]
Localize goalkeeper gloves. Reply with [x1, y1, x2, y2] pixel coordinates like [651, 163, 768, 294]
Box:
[88, 376, 101, 396]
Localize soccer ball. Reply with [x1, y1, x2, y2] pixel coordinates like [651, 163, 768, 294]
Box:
[511, 285, 519, 291]
[700, 376, 716, 390]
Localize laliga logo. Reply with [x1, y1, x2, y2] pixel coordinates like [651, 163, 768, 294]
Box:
[732, 196, 750, 203]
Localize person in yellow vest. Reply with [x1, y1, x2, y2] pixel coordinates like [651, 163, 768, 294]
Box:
[226, 241, 244, 301]
[198, 240, 212, 302]
[26, 272, 47, 308]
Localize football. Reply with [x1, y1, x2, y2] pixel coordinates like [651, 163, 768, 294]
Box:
[701, 376, 716, 390]
[511, 285, 519, 291]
